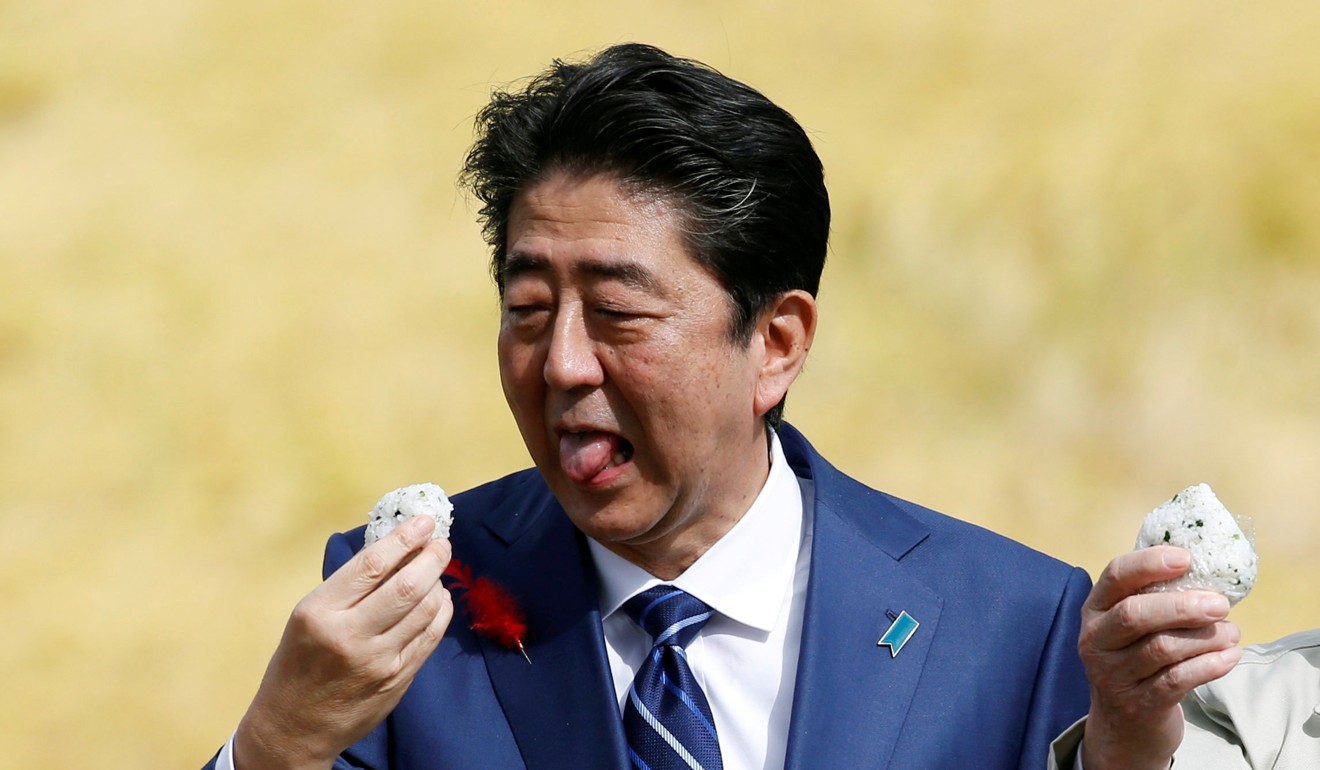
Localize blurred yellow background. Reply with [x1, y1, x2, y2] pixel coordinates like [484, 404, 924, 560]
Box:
[3, 1, 1318, 767]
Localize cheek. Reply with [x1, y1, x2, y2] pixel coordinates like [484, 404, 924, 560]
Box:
[616, 333, 744, 404]
[498, 337, 542, 407]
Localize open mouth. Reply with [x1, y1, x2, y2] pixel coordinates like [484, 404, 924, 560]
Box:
[558, 430, 635, 485]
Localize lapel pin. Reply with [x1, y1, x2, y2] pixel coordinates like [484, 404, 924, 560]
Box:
[877, 610, 919, 658]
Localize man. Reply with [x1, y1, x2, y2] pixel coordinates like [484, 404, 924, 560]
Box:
[1049, 547, 1320, 769]
[206, 43, 1091, 770]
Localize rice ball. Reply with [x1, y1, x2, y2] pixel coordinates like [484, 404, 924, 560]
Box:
[1134, 483, 1257, 605]
[364, 483, 454, 545]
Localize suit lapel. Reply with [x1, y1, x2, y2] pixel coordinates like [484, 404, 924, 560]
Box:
[466, 425, 943, 770]
[467, 480, 629, 770]
[779, 425, 944, 770]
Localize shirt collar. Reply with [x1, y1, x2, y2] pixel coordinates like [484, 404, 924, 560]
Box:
[588, 429, 806, 633]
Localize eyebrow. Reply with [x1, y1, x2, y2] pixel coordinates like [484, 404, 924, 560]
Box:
[501, 253, 662, 294]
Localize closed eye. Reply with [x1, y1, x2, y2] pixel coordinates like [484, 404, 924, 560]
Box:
[503, 303, 552, 332]
[591, 304, 663, 328]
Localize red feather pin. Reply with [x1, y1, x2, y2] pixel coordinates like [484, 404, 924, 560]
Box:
[443, 558, 531, 664]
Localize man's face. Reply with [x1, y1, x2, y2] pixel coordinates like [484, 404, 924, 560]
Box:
[498, 171, 772, 574]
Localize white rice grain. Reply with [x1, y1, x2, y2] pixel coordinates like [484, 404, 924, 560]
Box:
[1134, 483, 1257, 605]
[363, 482, 454, 545]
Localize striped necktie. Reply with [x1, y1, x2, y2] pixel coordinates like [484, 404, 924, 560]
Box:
[622, 586, 723, 770]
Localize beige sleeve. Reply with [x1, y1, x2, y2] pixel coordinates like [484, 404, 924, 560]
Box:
[1047, 717, 1087, 770]
[1172, 689, 1253, 769]
[1045, 705, 1246, 770]
[1179, 630, 1320, 770]
[1051, 632, 1320, 770]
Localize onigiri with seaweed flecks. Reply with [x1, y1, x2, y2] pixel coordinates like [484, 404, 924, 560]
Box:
[1134, 483, 1257, 605]
[364, 483, 454, 545]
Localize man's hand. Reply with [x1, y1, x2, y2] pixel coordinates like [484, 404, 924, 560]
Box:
[233, 515, 454, 770]
[1078, 546, 1242, 770]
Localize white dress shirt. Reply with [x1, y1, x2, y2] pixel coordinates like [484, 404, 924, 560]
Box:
[589, 430, 814, 770]
[219, 431, 812, 770]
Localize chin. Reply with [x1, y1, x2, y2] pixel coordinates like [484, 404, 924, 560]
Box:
[561, 498, 656, 544]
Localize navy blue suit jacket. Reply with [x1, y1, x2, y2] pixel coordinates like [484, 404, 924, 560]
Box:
[210, 423, 1090, 769]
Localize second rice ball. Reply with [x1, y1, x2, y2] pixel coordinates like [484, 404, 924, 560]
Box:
[1134, 483, 1257, 606]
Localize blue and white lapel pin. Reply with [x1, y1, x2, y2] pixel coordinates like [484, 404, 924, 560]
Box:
[877, 609, 920, 658]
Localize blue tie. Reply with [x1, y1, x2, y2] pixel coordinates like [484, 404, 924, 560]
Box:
[622, 586, 723, 770]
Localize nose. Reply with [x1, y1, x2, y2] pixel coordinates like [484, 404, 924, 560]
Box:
[544, 304, 605, 391]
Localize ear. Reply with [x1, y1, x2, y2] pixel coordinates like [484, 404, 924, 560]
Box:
[751, 290, 817, 418]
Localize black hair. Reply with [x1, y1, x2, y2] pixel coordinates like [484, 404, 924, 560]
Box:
[461, 43, 830, 426]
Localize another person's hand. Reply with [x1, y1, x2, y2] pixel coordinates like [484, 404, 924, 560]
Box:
[233, 515, 454, 770]
[1078, 546, 1241, 770]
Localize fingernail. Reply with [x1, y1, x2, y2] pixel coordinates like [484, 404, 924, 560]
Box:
[1162, 549, 1190, 570]
[404, 516, 433, 536]
[1199, 594, 1230, 619]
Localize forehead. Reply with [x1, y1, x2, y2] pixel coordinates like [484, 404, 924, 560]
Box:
[504, 172, 698, 275]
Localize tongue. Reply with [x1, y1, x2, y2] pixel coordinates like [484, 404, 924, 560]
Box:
[560, 431, 621, 484]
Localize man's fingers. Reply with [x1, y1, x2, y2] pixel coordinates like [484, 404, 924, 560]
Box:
[323, 516, 438, 602]
[1143, 644, 1242, 705]
[1086, 590, 1230, 652]
[1076, 547, 1245, 770]
[356, 538, 452, 635]
[1086, 547, 1192, 613]
[1094, 643, 1243, 724]
[390, 580, 455, 661]
[1092, 620, 1240, 684]
[1152, 645, 1241, 698]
